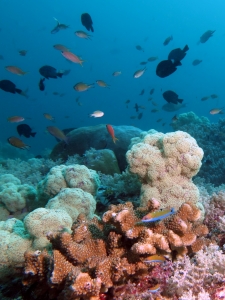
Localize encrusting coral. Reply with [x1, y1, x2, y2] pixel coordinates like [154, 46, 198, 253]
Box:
[126, 130, 204, 210]
[22, 199, 209, 299]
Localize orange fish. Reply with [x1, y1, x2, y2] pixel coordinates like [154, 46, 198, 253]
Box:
[143, 255, 166, 263]
[47, 126, 69, 144]
[106, 124, 118, 143]
[7, 136, 30, 150]
[7, 116, 25, 123]
[61, 51, 85, 66]
[43, 113, 55, 121]
[5, 66, 28, 75]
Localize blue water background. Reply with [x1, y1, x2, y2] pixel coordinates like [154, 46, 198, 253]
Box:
[0, 0, 224, 155]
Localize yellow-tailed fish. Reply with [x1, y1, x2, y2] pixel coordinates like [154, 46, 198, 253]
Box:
[144, 255, 166, 263]
[5, 66, 28, 75]
[210, 108, 224, 115]
[73, 82, 95, 92]
[96, 80, 110, 88]
[141, 208, 176, 222]
[47, 126, 69, 144]
[133, 67, 146, 78]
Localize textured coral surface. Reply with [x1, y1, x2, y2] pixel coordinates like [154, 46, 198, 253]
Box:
[22, 200, 209, 299]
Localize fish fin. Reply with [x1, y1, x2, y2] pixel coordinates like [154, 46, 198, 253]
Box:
[21, 88, 29, 98]
[53, 17, 60, 24]
[174, 60, 182, 67]
[219, 111, 224, 114]
[178, 99, 183, 103]
[90, 26, 94, 32]
[31, 132, 37, 137]
[57, 72, 63, 78]
[183, 45, 189, 52]
[113, 137, 119, 144]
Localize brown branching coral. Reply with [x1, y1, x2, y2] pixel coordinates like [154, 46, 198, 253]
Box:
[22, 200, 209, 299]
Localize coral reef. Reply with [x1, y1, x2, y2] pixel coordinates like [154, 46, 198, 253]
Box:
[0, 174, 37, 220]
[22, 200, 209, 299]
[50, 124, 143, 171]
[171, 111, 225, 186]
[0, 218, 32, 281]
[126, 130, 203, 209]
[37, 164, 100, 206]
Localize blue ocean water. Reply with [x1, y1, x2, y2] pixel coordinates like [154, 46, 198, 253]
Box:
[0, 0, 224, 155]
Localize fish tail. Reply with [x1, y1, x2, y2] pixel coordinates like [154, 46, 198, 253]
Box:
[178, 99, 183, 103]
[113, 137, 119, 144]
[24, 145, 31, 150]
[21, 88, 29, 98]
[30, 132, 37, 137]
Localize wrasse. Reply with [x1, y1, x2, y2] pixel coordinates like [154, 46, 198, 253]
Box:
[148, 283, 161, 293]
[144, 254, 166, 263]
[141, 208, 176, 222]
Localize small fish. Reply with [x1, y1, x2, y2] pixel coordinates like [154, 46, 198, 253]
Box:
[172, 115, 178, 122]
[112, 71, 122, 76]
[139, 106, 146, 109]
[142, 208, 176, 222]
[60, 93, 65, 97]
[156, 60, 181, 78]
[199, 30, 215, 43]
[130, 116, 137, 119]
[192, 59, 202, 66]
[51, 18, 69, 34]
[157, 118, 162, 122]
[75, 30, 92, 40]
[125, 99, 130, 104]
[148, 283, 161, 294]
[5, 66, 28, 75]
[39, 78, 45, 91]
[201, 96, 210, 101]
[47, 126, 69, 143]
[7, 116, 25, 123]
[151, 109, 159, 113]
[162, 123, 166, 126]
[140, 61, 148, 65]
[211, 94, 218, 99]
[163, 35, 173, 46]
[133, 67, 146, 78]
[53, 92, 59, 95]
[61, 51, 85, 66]
[136, 45, 144, 52]
[134, 103, 140, 112]
[139, 89, 145, 96]
[53, 44, 70, 51]
[152, 101, 158, 106]
[17, 124, 36, 138]
[18, 50, 27, 56]
[89, 110, 104, 118]
[209, 108, 224, 115]
[144, 255, 166, 263]
[81, 13, 94, 32]
[148, 56, 158, 62]
[43, 113, 55, 121]
[150, 88, 155, 95]
[77, 101, 83, 106]
[74, 82, 95, 92]
[138, 112, 143, 119]
[7, 136, 30, 150]
[96, 80, 110, 88]
[148, 97, 153, 101]
[106, 124, 118, 143]
[0, 54, 4, 60]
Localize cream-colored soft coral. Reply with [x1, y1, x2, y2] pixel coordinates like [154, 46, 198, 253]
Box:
[126, 131, 203, 209]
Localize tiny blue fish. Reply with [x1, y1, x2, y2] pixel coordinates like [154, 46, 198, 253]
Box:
[141, 207, 176, 223]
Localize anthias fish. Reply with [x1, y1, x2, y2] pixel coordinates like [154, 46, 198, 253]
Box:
[141, 208, 176, 222]
[47, 126, 69, 144]
[106, 124, 118, 144]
